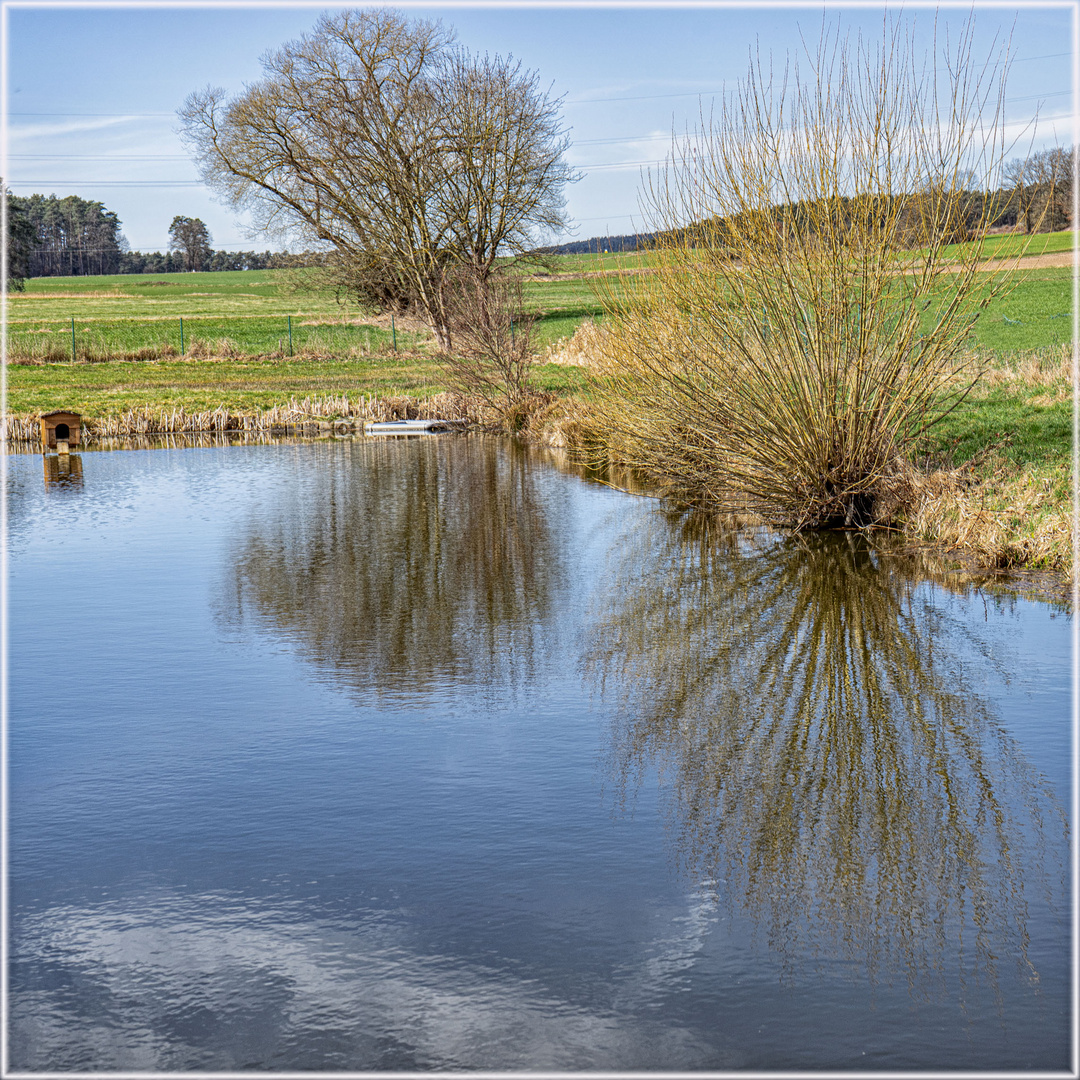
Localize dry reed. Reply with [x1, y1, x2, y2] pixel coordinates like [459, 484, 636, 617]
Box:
[905, 457, 1072, 575]
[538, 320, 604, 367]
[5, 391, 480, 445]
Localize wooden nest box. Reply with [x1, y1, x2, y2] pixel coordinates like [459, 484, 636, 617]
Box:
[40, 410, 82, 452]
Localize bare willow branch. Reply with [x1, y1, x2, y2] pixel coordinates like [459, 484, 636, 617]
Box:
[589, 15, 1038, 529]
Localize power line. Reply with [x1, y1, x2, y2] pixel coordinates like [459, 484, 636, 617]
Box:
[23, 244, 295, 253]
[11, 169, 650, 185]
[10, 181, 203, 187]
[1008, 89, 1071, 104]
[576, 159, 665, 172]
[10, 99, 1069, 175]
[19, 125, 1076, 187]
[575, 133, 688, 147]
[8, 111, 175, 117]
[7, 154, 191, 161]
[9, 51, 1070, 121]
[568, 84, 1070, 109]
[567, 85, 1070, 108]
[571, 213, 640, 224]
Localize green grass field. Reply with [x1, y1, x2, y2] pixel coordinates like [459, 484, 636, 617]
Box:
[925, 387, 1072, 473]
[7, 264, 606, 361]
[5, 247, 1071, 415]
[8, 254, 1071, 360]
[4, 352, 590, 416]
[939, 229, 1075, 262]
[12, 315, 422, 364]
[6, 247, 1071, 571]
[965, 269, 1073, 353]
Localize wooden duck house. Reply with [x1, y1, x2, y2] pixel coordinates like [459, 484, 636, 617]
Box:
[40, 411, 82, 452]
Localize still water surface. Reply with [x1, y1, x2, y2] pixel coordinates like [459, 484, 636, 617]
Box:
[8, 437, 1072, 1071]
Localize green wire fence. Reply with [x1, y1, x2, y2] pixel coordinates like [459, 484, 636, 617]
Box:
[9, 316, 409, 363]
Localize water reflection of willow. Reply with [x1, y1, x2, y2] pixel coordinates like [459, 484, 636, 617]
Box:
[222, 437, 565, 701]
[589, 514, 1067, 991]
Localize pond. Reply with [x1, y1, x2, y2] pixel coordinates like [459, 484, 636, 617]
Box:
[8, 436, 1072, 1071]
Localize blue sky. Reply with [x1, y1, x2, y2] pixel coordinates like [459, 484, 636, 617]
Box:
[3, 2, 1074, 253]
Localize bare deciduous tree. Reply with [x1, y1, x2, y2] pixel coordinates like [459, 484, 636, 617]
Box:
[1039, 145, 1075, 231]
[178, 8, 575, 348]
[1002, 145, 1074, 233]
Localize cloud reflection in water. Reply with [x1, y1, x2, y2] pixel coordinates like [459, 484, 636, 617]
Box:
[10, 888, 724, 1072]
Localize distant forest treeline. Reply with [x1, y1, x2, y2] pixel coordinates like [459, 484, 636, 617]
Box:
[544, 147, 1074, 254]
[4, 193, 324, 284]
[538, 233, 654, 255]
[11, 193, 125, 278]
[121, 247, 325, 274]
[656, 176, 1071, 252]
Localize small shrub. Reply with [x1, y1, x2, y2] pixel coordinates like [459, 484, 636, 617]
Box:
[439, 266, 540, 429]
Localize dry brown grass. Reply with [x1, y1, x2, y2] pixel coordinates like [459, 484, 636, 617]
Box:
[6, 337, 185, 365]
[184, 336, 246, 360]
[538, 319, 604, 367]
[534, 394, 605, 450]
[904, 456, 1072, 575]
[534, 360, 1074, 577]
[969, 342, 1072, 402]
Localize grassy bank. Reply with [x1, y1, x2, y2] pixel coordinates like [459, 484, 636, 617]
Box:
[540, 330, 1074, 577]
[907, 345, 1073, 574]
[5, 353, 589, 417]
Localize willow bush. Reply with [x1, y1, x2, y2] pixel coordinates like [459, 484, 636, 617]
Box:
[590, 19, 1038, 528]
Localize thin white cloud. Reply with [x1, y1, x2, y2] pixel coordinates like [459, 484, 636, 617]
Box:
[7, 115, 145, 141]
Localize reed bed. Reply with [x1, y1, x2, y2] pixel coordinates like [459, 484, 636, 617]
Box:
[5, 391, 479, 444]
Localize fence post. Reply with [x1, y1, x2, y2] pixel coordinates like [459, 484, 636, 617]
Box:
[180, 317, 184, 355]
[288, 315, 293, 357]
[391, 314, 397, 353]
[70, 317, 76, 362]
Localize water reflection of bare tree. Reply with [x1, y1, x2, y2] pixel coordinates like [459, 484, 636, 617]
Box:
[221, 437, 565, 702]
[588, 513, 1067, 994]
